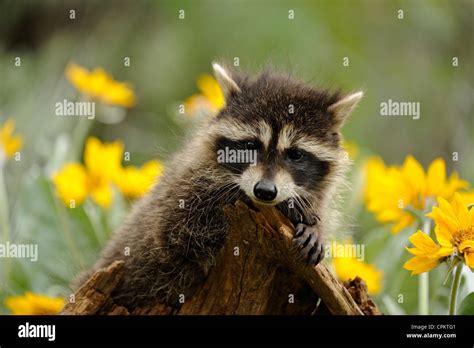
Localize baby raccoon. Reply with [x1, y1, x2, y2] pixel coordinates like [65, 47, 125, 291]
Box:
[79, 63, 363, 308]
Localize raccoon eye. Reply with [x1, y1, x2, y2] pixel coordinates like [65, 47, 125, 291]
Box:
[244, 140, 258, 150]
[287, 149, 304, 161]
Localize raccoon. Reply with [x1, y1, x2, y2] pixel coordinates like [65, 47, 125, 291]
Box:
[78, 63, 363, 308]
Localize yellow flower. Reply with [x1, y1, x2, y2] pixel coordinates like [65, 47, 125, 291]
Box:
[184, 74, 225, 115]
[333, 255, 383, 295]
[65, 62, 136, 107]
[83, 136, 123, 207]
[403, 231, 451, 275]
[115, 160, 163, 198]
[365, 156, 469, 233]
[53, 137, 162, 207]
[52, 163, 89, 206]
[459, 191, 474, 208]
[0, 118, 23, 160]
[365, 157, 415, 232]
[5, 292, 64, 315]
[404, 193, 474, 274]
[53, 137, 123, 208]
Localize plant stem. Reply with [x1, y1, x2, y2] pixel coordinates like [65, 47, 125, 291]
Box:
[69, 117, 93, 161]
[84, 200, 107, 246]
[449, 263, 463, 315]
[0, 167, 9, 243]
[419, 272, 429, 315]
[69, 95, 95, 161]
[48, 182, 85, 269]
[418, 211, 433, 315]
[0, 166, 11, 278]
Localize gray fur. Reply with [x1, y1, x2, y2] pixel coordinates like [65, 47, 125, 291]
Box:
[75, 65, 361, 308]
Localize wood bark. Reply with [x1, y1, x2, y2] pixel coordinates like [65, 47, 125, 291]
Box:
[62, 201, 380, 315]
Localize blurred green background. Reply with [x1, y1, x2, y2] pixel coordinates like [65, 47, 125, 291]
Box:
[0, 0, 473, 314]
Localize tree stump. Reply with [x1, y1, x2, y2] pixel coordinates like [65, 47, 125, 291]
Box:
[62, 201, 380, 315]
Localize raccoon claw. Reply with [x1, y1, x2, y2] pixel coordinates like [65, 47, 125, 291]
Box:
[292, 223, 324, 266]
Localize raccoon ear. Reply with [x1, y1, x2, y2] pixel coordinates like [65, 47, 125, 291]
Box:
[327, 91, 363, 129]
[212, 62, 241, 97]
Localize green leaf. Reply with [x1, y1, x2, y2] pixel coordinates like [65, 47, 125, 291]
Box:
[458, 292, 474, 315]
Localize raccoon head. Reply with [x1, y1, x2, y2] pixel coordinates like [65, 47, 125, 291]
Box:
[208, 63, 363, 209]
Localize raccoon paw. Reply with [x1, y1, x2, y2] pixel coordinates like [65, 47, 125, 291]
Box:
[292, 223, 325, 266]
[287, 209, 320, 227]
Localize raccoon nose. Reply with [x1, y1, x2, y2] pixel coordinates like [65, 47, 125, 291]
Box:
[253, 180, 278, 202]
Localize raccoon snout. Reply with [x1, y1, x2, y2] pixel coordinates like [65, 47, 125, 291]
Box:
[253, 179, 278, 202]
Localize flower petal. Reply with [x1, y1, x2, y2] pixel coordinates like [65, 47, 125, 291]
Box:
[442, 172, 469, 198]
[333, 256, 383, 295]
[114, 160, 163, 198]
[464, 251, 474, 269]
[408, 230, 440, 253]
[84, 136, 123, 181]
[65, 62, 135, 107]
[90, 183, 113, 208]
[52, 163, 89, 207]
[0, 119, 23, 159]
[437, 196, 457, 220]
[435, 246, 454, 258]
[434, 225, 454, 249]
[406, 246, 423, 256]
[401, 155, 425, 196]
[403, 256, 439, 275]
[5, 292, 64, 315]
[197, 74, 225, 110]
[458, 240, 474, 253]
[427, 206, 458, 237]
[453, 193, 470, 230]
[426, 158, 446, 196]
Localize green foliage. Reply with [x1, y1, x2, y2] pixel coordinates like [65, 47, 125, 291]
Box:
[458, 292, 474, 315]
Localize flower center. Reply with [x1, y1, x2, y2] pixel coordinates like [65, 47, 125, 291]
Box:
[87, 173, 106, 190]
[453, 226, 474, 247]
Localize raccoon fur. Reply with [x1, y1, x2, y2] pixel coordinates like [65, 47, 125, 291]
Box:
[76, 63, 363, 308]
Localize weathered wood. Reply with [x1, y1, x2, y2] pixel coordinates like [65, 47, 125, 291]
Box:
[62, 201, 378, 315]
[343, 276, 381, 315]
[61, 259, 125, 315]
